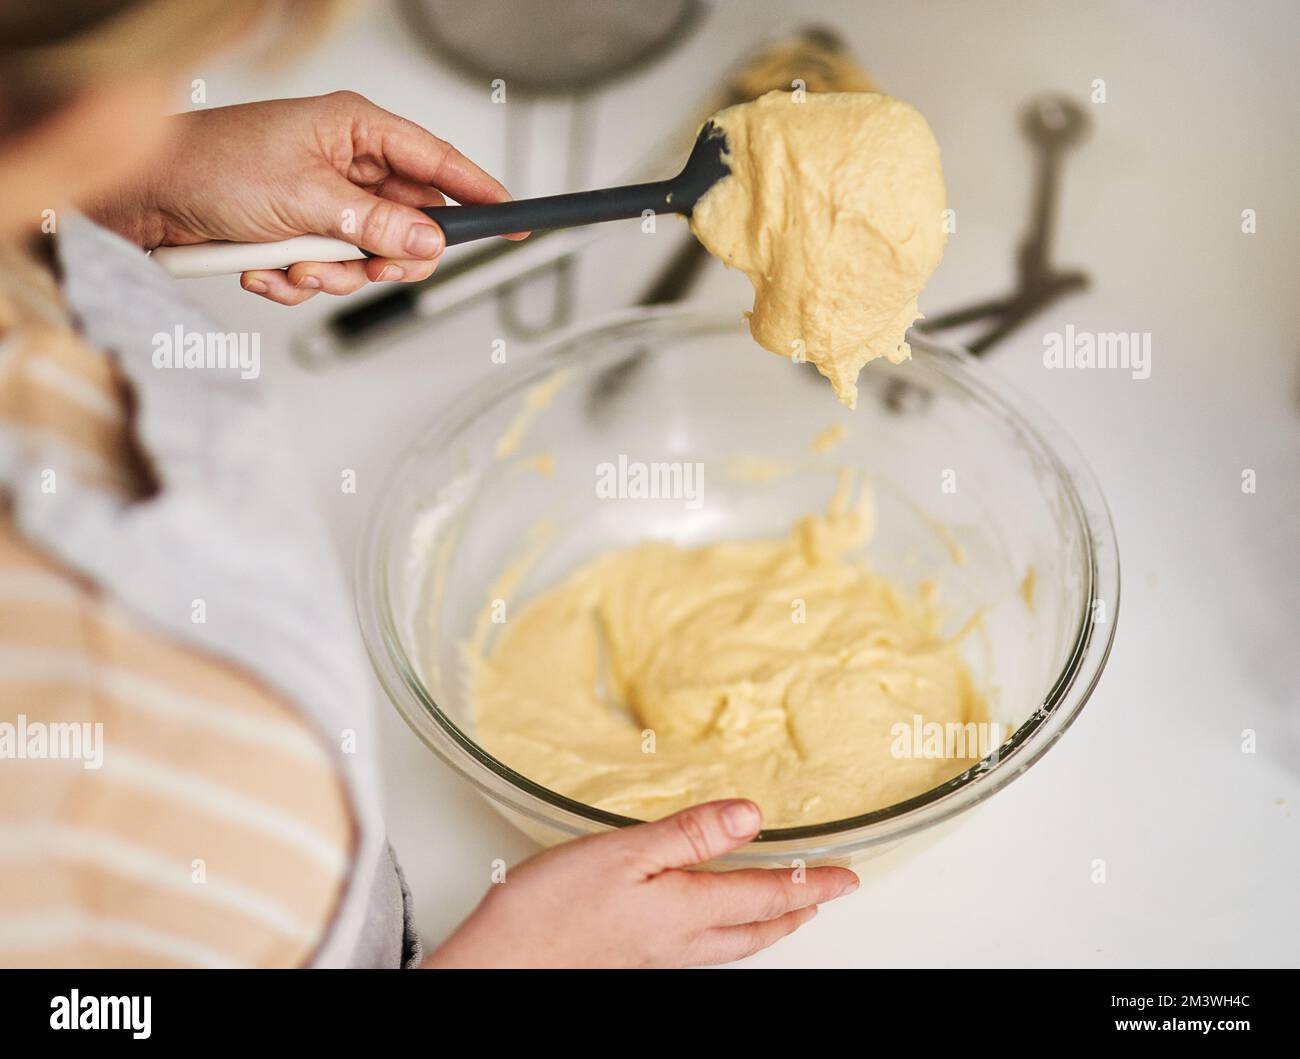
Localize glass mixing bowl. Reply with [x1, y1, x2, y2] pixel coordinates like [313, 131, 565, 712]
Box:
[356, 308, 1119, 868]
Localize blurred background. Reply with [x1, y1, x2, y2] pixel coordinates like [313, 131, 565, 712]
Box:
[180, 0, 1296, 966]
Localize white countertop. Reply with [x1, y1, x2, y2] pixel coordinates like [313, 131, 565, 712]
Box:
[184, 0, 1298, 966]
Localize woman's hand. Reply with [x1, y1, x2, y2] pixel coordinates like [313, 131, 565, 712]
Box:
[424, 800, 859, 968]
[88, 91, 523, 305]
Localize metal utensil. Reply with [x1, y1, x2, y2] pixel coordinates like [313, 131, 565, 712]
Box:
[884, 94, 1092, 411]
[399, 0, 702, 98]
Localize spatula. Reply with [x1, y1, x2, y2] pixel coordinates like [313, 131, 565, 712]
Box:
[151, 123, 730, 279]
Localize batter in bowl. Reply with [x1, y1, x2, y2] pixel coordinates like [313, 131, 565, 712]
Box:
[690, 91, 948, 408]
[470, 478, 987, 828]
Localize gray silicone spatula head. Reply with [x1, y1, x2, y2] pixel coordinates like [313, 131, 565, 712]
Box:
[671, 121, 731, 214]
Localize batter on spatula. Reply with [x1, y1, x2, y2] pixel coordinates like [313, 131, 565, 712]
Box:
[690, 91, 948, 408]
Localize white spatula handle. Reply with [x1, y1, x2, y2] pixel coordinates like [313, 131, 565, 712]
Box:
[150, 235, 367, 279]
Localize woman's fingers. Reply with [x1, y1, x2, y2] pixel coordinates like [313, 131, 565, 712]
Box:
[360, 255, 440, 284]
[240, 246, 442, 303]
[284, 260, 371, 296]
[242, 168, 451, 299]
[693, 906, 820, 966]
[355, 96, 511, 206]
[337, 94, 528, 239]
[691, 865, 859, 926]
[241, 256, 440, 301]
[311, 172, 446, 262]
[374, 176, 447, 210]
[240, 268, 319, 305]
[616, 800, 763, 877]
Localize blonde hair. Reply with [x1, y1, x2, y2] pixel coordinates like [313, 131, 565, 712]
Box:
[0, 0, 342, 123]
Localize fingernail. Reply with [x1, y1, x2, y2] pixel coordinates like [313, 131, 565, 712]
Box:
[380, 264, 405, 282]
[404, 224, 442, 257]
[721, 800, 760, 838]
[245, 280, 268, 294]
[837, 877, 860, 897]
[297, 276, 321, 289]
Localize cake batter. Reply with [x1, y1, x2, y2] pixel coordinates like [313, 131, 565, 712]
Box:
[690, 91, 948, 408]
[471, 479, 986, 828]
